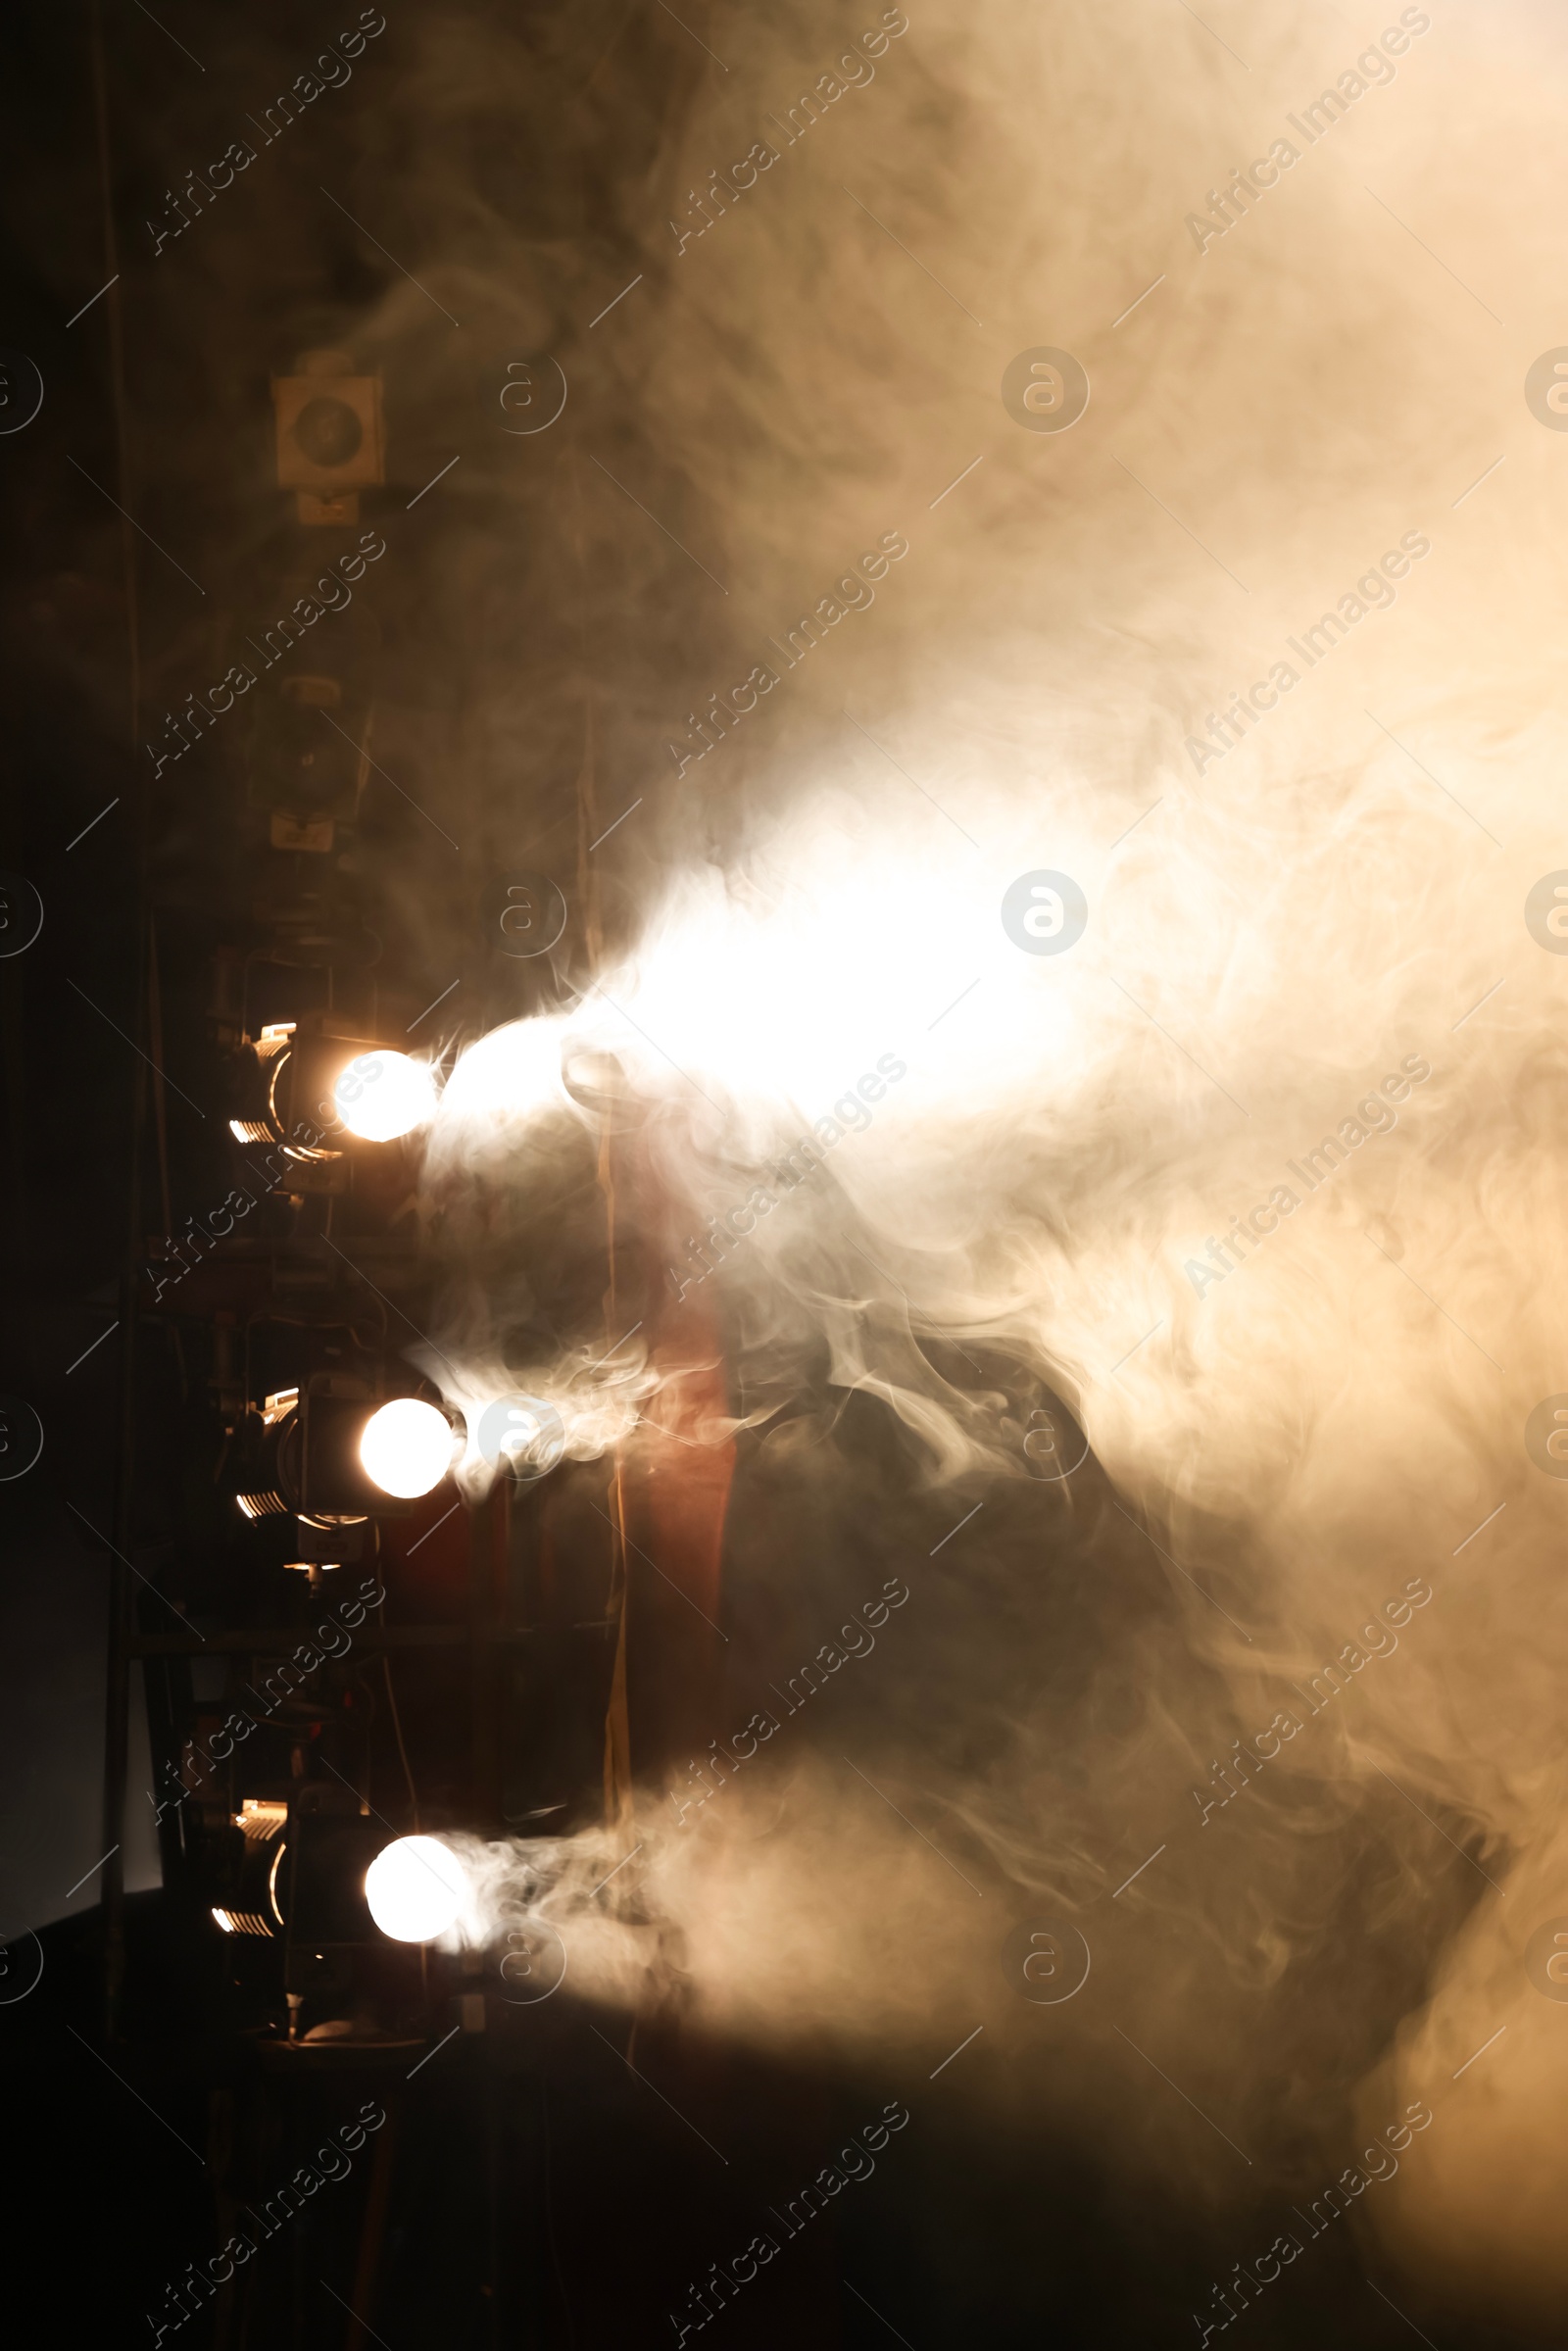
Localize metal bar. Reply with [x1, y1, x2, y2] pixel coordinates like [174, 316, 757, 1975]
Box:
[343, 2096, 401, 2350]
[89, 0, 146, 2046]
[470, 1491, 500, 1825]
[128, 1619, 619, 1657]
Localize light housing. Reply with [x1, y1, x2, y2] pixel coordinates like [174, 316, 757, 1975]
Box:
[207, 1799, 289, 1941]
[228, 1013, 438, 1165]
[230, 1376, 461, 1524]
[271, 346, 385, 528]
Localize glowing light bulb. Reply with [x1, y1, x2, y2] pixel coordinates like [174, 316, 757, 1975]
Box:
[365, 1836, 468, 1943]
[333, 1050, 437, 1142]
[359, 1398, 455, 1498]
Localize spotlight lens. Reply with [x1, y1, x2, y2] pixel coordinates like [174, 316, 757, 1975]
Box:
[359, 1398, 454, 1498]
[333, 1051, 437, 1143]
[365, 1836, 467, 1943]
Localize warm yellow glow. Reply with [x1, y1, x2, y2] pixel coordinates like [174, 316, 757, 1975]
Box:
[333, 1050, 437, 1142]
[435, 1016, 568, 1126]
[234, 1799, 287, 1838]
[365, 1835, 468, 1943]
[424, 831, 1100, 1179]
[211, 1907, 271, 1938]
[235, 1491, 287, 1520]
[358, 1398, 454, 1497]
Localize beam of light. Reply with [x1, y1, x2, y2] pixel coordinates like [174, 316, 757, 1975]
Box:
[333, 1049, 439, 1141]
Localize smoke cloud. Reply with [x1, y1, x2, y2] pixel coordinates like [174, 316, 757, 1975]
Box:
[153, 0, 1568, 2327]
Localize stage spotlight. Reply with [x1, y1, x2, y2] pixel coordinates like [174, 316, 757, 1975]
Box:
[205, 1800, 289, 1941]
[227, 1015, 438, 1161]
[230, 1376, 461, 1522]
[333, 1050, 437, 1142]
[365, 1836, 469, 1943]
[360, 1397, 456, 1498]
